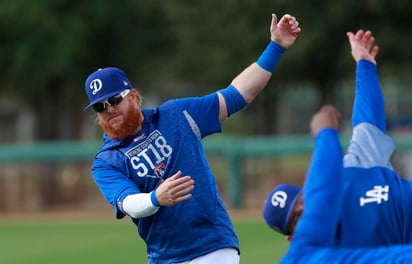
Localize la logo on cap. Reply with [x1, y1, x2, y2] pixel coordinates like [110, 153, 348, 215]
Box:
[90, 79, 103, 95]
[271, 191, 288, 208]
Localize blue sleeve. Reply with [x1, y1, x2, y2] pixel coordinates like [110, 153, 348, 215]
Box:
[352, 60, 386, 132]
[292, 128, 343, 248]
[92, 158, 141, 219]
[175, 93, 221, 138]
[218, 85, 247, 117]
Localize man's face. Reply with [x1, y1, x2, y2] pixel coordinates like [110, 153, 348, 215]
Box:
[98, 89, 144, 140]
[287, 194, 304, 236]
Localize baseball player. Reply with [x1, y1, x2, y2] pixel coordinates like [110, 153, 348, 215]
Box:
[263, 29, 412, 248]
[83, 13, 300, 263]
[281, 105, 412, 263]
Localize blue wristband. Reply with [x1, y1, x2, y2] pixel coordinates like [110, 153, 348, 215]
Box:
[150, 190, 160, 207]
[256, 41, 285, 72]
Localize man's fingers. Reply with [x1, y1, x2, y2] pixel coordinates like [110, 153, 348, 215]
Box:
[165, 170, 182, 182]
[167, 175, 193, 188]
[175, 193, 193, 203]
[157, 173, 194, 206]
[355, 29, 364, 40]
[371, 46, 379, 58]
[270, 13, 278, 32]
[173, 180, 195, 196]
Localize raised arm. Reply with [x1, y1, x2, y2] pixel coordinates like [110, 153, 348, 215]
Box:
[347, 30, 385, 131]
[344, 30, 395, 169]
[233, 14, 300, 97]
[218, 13, 300, 122]
[291, 105, 343, 248]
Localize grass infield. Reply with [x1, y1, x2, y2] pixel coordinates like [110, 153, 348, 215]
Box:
[0, 211, 288, 264]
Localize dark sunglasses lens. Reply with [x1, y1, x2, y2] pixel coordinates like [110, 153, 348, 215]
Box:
[107, 94, 124, 106]
[92, 93, 126, 113]
[92, 103, 105, 113]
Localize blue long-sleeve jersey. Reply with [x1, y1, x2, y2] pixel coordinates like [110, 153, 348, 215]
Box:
[92, 93, 239, 263]
[281, 127, 412, 263]
[281, 60, 412, 263]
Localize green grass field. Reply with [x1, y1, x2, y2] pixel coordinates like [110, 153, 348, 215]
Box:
[0, 214, 288, 264]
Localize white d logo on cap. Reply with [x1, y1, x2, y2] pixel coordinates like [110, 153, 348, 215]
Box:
[90, 79, 103, 95]
[271, 191, 288, 208]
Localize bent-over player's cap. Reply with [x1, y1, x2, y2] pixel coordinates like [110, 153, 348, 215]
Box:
[262, 183, 301, 235]
[83, 67, 132, 111]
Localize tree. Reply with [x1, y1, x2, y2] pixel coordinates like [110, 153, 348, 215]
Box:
[0, 0, 171, 140]
[0, 0, 412, 139]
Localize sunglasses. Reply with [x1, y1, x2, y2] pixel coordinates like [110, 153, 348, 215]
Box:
[92, 89, 131, 113]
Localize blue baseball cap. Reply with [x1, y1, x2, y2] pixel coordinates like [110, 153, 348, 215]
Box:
[262, 184, 301, 235]
[84, 67, 132, 111]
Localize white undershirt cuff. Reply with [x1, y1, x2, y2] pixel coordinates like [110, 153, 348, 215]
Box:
[122, 192, 160, 218]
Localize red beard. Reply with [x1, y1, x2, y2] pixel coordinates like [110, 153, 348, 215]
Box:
[99, 105, 144, 140]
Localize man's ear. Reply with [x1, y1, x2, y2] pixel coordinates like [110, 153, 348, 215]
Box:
[131, 89, 142, 107]
[286, 235, 292, 242]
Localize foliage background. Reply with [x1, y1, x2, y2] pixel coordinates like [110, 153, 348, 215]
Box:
[1, 0, 412, 140]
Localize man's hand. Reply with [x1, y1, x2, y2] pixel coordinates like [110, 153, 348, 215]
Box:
[310, 105, 342, 137]
[271, 13, 301, 49]
[347, 29, 379, 64]
[156, 171, 195, 206]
